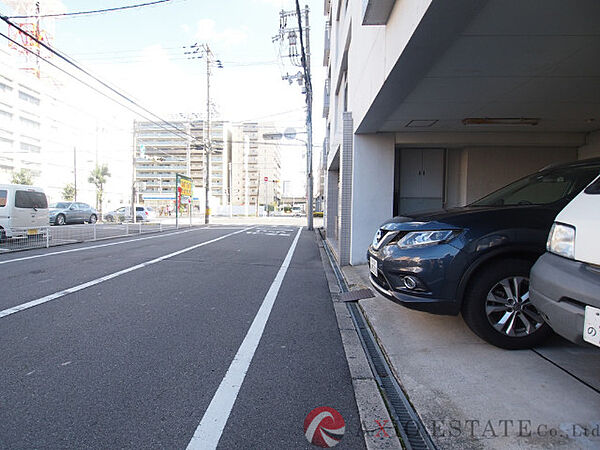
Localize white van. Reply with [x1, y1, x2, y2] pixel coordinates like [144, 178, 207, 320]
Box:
[530, 174, 600, 348]
[0, 184, 49, 242]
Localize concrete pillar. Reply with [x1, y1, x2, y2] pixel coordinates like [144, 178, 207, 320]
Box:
[338, 112, 354, 265]
[325, 169, 339, 241]
[349, 133, 395, 265]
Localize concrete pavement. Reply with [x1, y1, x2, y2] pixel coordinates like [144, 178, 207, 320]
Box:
[343, 264, 600, 449]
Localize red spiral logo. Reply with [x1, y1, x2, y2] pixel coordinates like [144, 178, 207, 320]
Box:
[303, 406, 345, 448]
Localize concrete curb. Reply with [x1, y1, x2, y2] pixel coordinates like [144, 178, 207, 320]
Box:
[316, 234, 402, 450]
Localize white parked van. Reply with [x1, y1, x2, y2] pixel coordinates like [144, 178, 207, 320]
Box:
[0, 184, 49, 242]
[530, 174, 600, 348]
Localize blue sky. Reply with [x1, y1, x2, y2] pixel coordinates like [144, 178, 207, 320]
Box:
[0, 0, 325, 194]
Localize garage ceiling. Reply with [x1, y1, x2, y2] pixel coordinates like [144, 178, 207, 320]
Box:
[357, 0, 600, 134]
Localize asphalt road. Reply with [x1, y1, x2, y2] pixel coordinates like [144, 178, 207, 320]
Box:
[0, 225, 366, 449]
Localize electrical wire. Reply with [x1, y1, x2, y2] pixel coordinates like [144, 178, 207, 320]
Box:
[0, 31, 198, 161]
[0, 17, 199, 147]
[3, 0, 173, 19]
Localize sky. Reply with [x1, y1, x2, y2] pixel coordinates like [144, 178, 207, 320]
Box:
[0, 0, 325, 196]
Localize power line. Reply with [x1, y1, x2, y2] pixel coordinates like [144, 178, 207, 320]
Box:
[3, 0, 173, 19]
[0, 17, 199, 146]
[0, 31, 199, 162]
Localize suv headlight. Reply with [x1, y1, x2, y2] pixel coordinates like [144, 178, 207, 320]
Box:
[547, 223, 575, 259]
[397, 230, 456, 249]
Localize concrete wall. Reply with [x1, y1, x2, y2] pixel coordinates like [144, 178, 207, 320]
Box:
[350, 133, 395, 265]
[579, 130, 600, 159]
[345, 0, 432, 132]
[463, 146, 577, 204]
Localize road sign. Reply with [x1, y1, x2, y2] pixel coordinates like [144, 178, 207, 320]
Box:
[264, 177, 268, 182]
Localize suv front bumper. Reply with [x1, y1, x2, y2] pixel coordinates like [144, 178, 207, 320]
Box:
[530, 252, 600, 345]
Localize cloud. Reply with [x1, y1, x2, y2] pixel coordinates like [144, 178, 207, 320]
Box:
[191, 19, 248, 47]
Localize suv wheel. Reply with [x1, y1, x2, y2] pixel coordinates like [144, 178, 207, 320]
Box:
[462, 259, 552, 349]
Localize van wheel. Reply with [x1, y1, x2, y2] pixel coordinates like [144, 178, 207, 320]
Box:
[56, 214, 66, 225]
[0, 228, 6, 244]
[461, 259, 552, 349]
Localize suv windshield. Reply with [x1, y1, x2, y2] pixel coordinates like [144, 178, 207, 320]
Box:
[471, 165, 600, 207]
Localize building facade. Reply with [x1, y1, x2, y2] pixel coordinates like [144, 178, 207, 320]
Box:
[0, 46, 131, 209]
[134, 120, 281, 214]
[323, 0, 600, 265]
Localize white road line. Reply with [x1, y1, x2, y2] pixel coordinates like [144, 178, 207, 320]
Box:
[0, 227, 254, 319]
[0, 227, 203, 266]
[186, 227, 303, 450]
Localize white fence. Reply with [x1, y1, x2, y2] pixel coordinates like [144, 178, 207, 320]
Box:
[0, 222, 190, 253]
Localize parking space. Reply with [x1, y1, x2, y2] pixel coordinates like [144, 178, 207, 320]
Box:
[343, 265, 600, 449]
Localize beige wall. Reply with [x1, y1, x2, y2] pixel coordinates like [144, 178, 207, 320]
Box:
[464, 147, 577, 204]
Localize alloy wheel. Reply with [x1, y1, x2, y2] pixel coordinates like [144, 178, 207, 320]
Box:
[485, 276, 544, 337]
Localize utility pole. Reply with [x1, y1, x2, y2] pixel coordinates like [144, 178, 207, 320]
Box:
[131, 120, 136, 224]
[73, 146, 77, 201]
[244, 135, 250, 217]
[184, 43, 223, 224]
[274, 3, 314, 230]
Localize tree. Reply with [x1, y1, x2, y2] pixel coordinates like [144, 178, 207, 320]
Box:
[62, 183, 75, 201]
[11, 169, 34, 185]
[88, 164, 110, 215]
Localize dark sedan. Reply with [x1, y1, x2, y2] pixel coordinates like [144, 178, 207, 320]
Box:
[49, 202, 98, 225]
[368, 158, 600, 349]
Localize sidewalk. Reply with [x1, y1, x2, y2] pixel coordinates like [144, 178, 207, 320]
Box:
[342, 264, 600, 450]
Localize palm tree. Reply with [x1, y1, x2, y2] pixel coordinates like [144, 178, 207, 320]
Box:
[88, 164, 111, 217]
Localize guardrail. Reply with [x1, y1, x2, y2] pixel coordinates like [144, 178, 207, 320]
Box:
[0, 222, 190, 253]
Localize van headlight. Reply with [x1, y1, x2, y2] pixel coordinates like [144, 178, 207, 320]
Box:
[397, 230, 456, 249]
[547, 223, 575, 259]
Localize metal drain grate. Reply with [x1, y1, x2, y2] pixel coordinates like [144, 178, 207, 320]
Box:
[320, 231, 436, 450]
[339, 288, 375, 302]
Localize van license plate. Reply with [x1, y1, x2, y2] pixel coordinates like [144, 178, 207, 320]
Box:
[27, 229, 38, 236]
[369, 257, 378, 276]
[583, 305, 600, 348]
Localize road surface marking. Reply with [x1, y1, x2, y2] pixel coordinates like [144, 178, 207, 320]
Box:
[186, 227, 303, 450]
[0, 227, 254, 319]
[0, 227, 203, 266]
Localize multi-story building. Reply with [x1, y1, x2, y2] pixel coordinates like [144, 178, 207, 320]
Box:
[323, 0, 600, 265]
[134, 118, 228, 209]
[134, 120, 281, 214]
[0, 46, 130, 208]
[230, 122, 281, 213]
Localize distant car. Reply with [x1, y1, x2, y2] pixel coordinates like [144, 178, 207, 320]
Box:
[0, 184, 49, 241]
[104, 206, 156, 222]
[49, 202, 98, 225]
[530, 175, 600, 348]
[368, 158, 600, 349]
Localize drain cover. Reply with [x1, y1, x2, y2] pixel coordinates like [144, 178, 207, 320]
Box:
[338, 288, 374, 302]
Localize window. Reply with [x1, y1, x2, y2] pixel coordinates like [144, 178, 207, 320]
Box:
[50, 202, 72, 209]
[20, 117, 41, 130]
[15, 190, 48, 209]
[20, 142, 41, 153]
[0, 82, 12, 93]
[0, 190, 6, 207]
[18, 91, 40, 105]
[471, 165, 600, 207]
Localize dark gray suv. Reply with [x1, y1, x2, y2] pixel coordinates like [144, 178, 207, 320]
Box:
[368, 159, 600, 349]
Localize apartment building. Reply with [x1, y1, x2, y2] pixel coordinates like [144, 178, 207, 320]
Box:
[323, 0, 600, 265]
[0, 46, 130, 207]
[134, 120, 281, 214]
